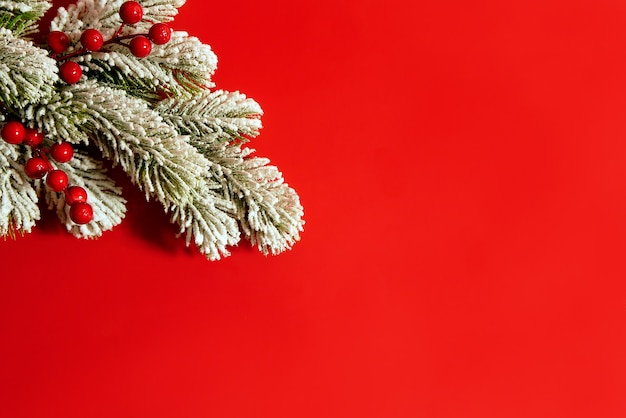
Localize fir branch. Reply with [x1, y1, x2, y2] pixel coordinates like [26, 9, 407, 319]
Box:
[25, 80, 240, 259]
[234, 153, 304, 255]
[51, 0, 185, 41]
[0, 0, 304, 258]
[0, 0, 51, 37]
[20, 88, 92, 144]
[170, 194, 240, 260]
[83, 60, 162, 102]
[63, 81, 209, 205]
[0, 28, 57, 108]
[23, 80, 203, 204]
[156, 90, 262, 143]
[157, 89, 303, 254]
[0, 140, 40, 237]
[85, 31, 218, 100]
[43, 149, 126, 238]
[50, 1, 218, 105]
[100, 0, 185, 30]
[138, 31, 217, 91]
[81, 82, 242, 259]
[194, 143, 304, 255]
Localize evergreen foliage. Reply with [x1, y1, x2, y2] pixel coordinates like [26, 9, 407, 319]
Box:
[0, 0, 304, 260]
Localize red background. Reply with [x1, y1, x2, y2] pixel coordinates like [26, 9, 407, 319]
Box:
[2, 0, 626, 417]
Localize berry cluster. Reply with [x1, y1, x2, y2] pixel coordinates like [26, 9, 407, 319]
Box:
[48, 1, 172, 84]
[1, 121, 93, 224]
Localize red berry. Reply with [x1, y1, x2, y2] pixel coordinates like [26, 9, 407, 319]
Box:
[48, 31, 69, 54]
[50, 142, 74, 163]
[24, 157, 50, 179]
[59, 61, 82, 84]
[24, 128, 44, 148]
[46, 169, 69, 192]
[129, 36, 152, 58]
[80, 28, 104, 52]
[148, 23, 172, 45]
[65, 186, 88, 205]
[120, 1, 143, 25]
[70, 202, 93, 224]
[1, 121, 25, 144]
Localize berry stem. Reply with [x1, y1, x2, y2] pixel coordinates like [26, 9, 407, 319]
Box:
[113, 23, 126, 39]
[37, 149, 54, 171]
[54, 31, 153, 62]
[55, 48, 86, 62]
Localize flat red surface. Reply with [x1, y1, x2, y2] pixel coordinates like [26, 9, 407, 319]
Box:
[2, 0, 626, 417]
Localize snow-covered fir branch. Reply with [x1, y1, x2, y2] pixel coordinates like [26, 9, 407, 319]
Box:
[157, 90, 304, 254]
[23, 80, 242, 259]
[52, 0, 215, 99]
[0, 139, 39, 236]
[0, 28, 57, 108]
[51, 0, 185, 40]
[196, 144, 304, 256]
[157, 90, 262, 143]
[85, 31, 218, 101]
[172, 193, 241, 260]
[0, 0, 51, 37]
[0, 0, 304, 259]
[43, 149, 127, 238]
[24, 79, 207, 196]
